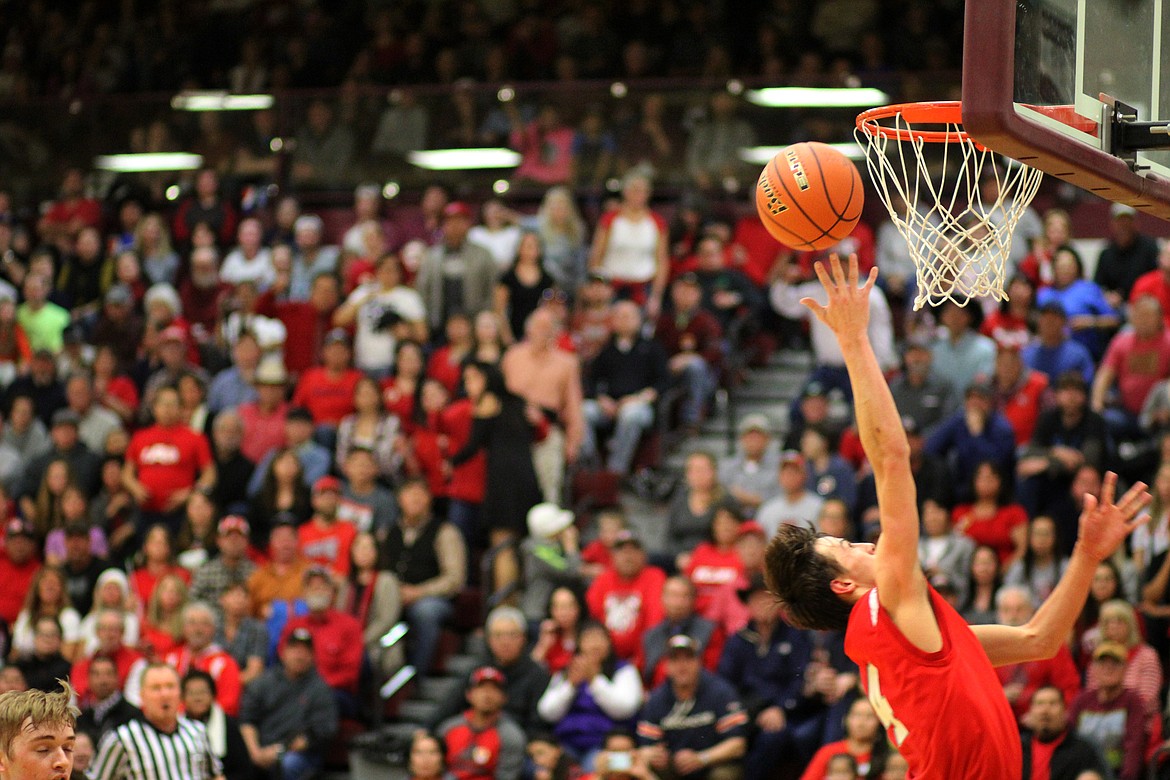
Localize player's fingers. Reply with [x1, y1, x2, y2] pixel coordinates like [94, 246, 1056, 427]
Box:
[1081, 493, 1098, 516]
[847, 254, 859, 289]
[1117, 481, 1149, 513]
[812, 260, 832, 291]
[829, 254, 845, 287]
[861, 266, 879, 294]
[800, 297, 827, 322]
[1099, 470, 1117, 507]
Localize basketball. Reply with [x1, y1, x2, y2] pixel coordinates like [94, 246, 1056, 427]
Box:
[755, 142, 864, 251]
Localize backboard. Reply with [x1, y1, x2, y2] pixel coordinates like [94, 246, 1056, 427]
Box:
[963, 0, 1170, 220]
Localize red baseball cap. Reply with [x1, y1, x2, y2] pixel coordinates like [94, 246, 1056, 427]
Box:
[218, 515, 250, 536]
[159, 325, 186, 344]
[736, 520, 766, 540]
[469, 666, 506, 688]
[313, 475, 342, 495]
[442, 201, 474, 220]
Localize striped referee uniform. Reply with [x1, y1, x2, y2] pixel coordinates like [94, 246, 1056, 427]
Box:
[90, 715, 224, 780]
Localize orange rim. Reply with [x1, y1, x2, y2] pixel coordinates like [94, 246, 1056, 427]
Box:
[856, 101, 969, 143]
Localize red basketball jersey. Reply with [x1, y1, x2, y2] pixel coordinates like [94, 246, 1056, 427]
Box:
[845, 586, 1022, 779]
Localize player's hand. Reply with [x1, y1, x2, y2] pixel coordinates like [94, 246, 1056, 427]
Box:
[1076, 471, 1151, 562]
[799, 254, 878, 339]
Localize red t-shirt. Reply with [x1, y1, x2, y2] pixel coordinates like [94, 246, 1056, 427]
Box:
[42, 198, 102, 232]
[982, 310, 1032, 351]
[440, 399, 485, 504]
[1000, 370, 1049, 445]
[298, 518, 358, 576]
[581, 540, 612, 570]
[381, 378, 418, 433]
[130, 565, 192, 608]
[685, 543, 745, 619]
[280, 610, 365, 692]
[585, 565, 667, 661]
[410, 426, 447, 498]
[237, 402, 288, 463]
[0, 556, 40, 624]
[292, 368, 362, 425]
[1100, 328, 1170, 414]
[799, 740, 873, 780]
[427, 346, 466, 395]
[952, 503, 1029, 564]
[126, 425, 213, 512]
[164, 644, 243, 715]
[845, 586, 1021, 779]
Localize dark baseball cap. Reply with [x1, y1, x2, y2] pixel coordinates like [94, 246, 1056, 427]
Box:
[611, 530, 643, 549]
[287, 627, 314, 648]
[5, 518, 35, 538]
[666, 634, 698, 656]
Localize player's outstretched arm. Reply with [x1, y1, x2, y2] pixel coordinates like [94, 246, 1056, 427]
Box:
[801, 256, 922, 603]
[972, 472, 1150, 666]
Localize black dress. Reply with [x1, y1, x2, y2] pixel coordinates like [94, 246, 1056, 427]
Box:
[450, 391, 542, 537]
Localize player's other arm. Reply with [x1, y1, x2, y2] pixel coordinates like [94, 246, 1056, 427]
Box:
[801, 256, 922, 598]
[972, 471, 1149, 665]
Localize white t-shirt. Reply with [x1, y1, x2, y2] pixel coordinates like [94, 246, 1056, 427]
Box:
[756, 491, 825, 539]
[468, 224, 523, 272]
[597, 210, 665, 283]
[220, 247, 275, 289]
[346, 283, 427, 372]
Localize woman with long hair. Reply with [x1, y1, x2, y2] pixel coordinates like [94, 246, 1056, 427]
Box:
[1003, 515, 1068, 603]
[665, 450, 737, 573]
[248, 448, 311, 547]
[530, 185, 587, 296]
[336, 376, 403, 484]
[27, 458, 74, 538]
[1087, 599, 1163, 715]
[1034, 244, 1119, 360]
[798, 698, 888, 780]
[496, 232, 555, 344]
[134, 212, 180, 286]
[1077, 559, 1125, 660]
[426, 312, 474, 394]
[685, 504, 747, 620]
[140, 572, 189, 659]
[1133, 461, 1170, 573]
[337, 531, 402, 680]
[588, 172, 668, 317]
[960, 544, 1003, 625]
[42, 486, 108, 567]
[951, 460, 1028, 565]
[9, 567, 82, 661]
[531, 586, 587, 674]
[407, 732, 453, 780]
[176, 488, 220, 573]
[471, 310, 510, 365]
[447, 360, 543, 593]
[129, 523, 191, 608]
[536, 620, 643, 769]
[381, 339, 426, 434]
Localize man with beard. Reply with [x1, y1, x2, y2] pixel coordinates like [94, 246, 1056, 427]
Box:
[279, 568, 364, 716]
[1020, 686, 1108, 780]
[179, 247, 232, 343]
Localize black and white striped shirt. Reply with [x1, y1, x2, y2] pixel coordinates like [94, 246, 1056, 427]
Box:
[90, 716, 223, 780]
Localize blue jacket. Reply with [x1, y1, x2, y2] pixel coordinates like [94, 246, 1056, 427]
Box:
[717, 619, 813, 716]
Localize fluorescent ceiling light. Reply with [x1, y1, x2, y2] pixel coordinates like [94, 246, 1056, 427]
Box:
[407, 148, 522, 170]
[745, 87, 890, 108]
[738, 144, 866, 164]
[171, 91, 275, 111]
[94, 153, 204, 173]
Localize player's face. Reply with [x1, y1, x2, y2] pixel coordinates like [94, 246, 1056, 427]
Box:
[815, 536, 877, 593]
[0, 719, 75, 780]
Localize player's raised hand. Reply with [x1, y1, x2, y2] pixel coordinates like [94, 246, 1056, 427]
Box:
[1076, 471, 1151, 562]
[800, 254, 879, 339]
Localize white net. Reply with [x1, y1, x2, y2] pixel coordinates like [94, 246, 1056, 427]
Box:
[856, 107, 1044, 310]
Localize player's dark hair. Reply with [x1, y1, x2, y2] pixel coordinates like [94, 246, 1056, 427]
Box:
[764, 524, 854, 631]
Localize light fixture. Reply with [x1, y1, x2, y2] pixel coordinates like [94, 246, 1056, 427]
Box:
[745, 87, 890, 109]
[610, 82, 628, 98]
[382, 181, 401, 199]
[493, 179, 511, 194]
[406, 148, 522, 171]
[738, 143, 866, 164]
[95, 153, 204, 173]
[171, 91, 275, 111]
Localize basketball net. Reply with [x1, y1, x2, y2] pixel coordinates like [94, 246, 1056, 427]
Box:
[856, 102, 1044, 310]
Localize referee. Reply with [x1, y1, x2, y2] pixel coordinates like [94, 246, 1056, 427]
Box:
[90, 663, 224, 780]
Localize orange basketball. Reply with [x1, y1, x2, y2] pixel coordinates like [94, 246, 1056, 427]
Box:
[755, 142, 864, 251]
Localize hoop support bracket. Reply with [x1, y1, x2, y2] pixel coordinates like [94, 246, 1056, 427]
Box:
[1102, 94, 1170, 171]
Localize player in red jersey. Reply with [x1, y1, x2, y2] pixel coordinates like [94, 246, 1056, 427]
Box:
[765, 255, 1150, 780]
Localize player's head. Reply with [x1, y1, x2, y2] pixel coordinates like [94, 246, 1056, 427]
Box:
[765, 524, 875, 630]
[0, 683, 78, 780]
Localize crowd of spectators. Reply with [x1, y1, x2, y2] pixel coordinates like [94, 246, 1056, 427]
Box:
[0, 146, 1169, 780]
[0, 4, 1166, 780]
